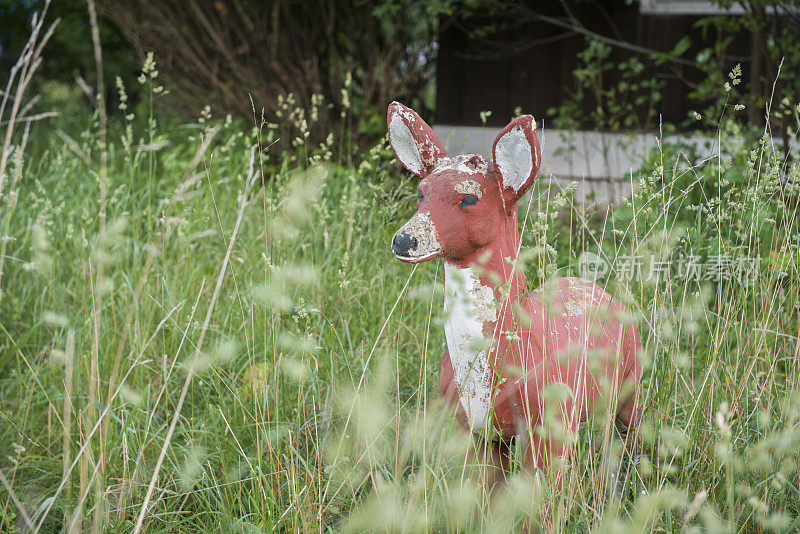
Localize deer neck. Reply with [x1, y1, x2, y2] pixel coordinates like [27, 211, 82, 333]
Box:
[444, 214, 527, 314]
[440, 216, 525, 431]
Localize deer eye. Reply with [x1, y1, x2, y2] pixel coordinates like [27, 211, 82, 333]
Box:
[417, 190, 423, 202]
[460, 195, 478, 207]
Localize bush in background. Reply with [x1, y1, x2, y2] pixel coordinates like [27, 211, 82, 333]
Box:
[103, 0, 456, 146]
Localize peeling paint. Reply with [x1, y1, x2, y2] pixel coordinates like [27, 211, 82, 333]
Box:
[455, 179, 483, 198]
[443, 263, 498, 430]
[563, 277, 611, 316]
[420, 139, 446, 170]
[433, 154, 491, 177]
[388, 102, 447, 176]
[395, 211, 442, 260]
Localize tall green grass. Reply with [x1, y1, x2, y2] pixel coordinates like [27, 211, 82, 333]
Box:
[2, 33, 800, 533]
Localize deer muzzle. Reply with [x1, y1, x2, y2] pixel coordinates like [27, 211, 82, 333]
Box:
[391, 211, 443, 262]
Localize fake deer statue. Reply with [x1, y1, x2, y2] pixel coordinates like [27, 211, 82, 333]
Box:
[387, 101, 642, 488]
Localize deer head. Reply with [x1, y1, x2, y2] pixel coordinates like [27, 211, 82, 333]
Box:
[387, 102, 541, 266]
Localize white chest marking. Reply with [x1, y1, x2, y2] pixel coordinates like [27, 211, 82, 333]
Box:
[443, 263, 498, 431]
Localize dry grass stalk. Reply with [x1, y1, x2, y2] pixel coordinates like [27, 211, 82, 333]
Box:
[84, 2, 109, 530]
[0, 1, 58, 197]
[0, 1, 57, 304]
[132, 149, 260, 534]
[34, 303, 184, 530]
[62, 330, 76, 531]
[104, 0, 438, 144]
[0, 470, 34, 530]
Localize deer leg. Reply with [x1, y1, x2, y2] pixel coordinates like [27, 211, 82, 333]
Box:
[615, 387, 643, 499]
[469, 435, 512, 499]
[615, 385, 643, 457]
[486, 438, 512, 492]
[617, 325, 643, 432]
[616, 391, 642, 429]
[521, 427, 571, 495]
[516, 427, 571, 534]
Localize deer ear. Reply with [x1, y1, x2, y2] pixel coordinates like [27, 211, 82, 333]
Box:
[387, 101, 448, 177]
[492, 115, 541, 201]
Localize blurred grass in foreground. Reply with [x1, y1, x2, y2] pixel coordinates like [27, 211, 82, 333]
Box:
[1, 46, 800, 533]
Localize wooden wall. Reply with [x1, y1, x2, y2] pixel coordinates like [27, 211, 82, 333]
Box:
[435, 0, 751, 129]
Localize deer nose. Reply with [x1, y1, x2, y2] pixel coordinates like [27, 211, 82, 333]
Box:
[392, 232, 418, 256]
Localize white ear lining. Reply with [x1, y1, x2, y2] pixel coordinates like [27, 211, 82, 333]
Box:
[494, 125, 533, 192]
[389, 113, 423, 175]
